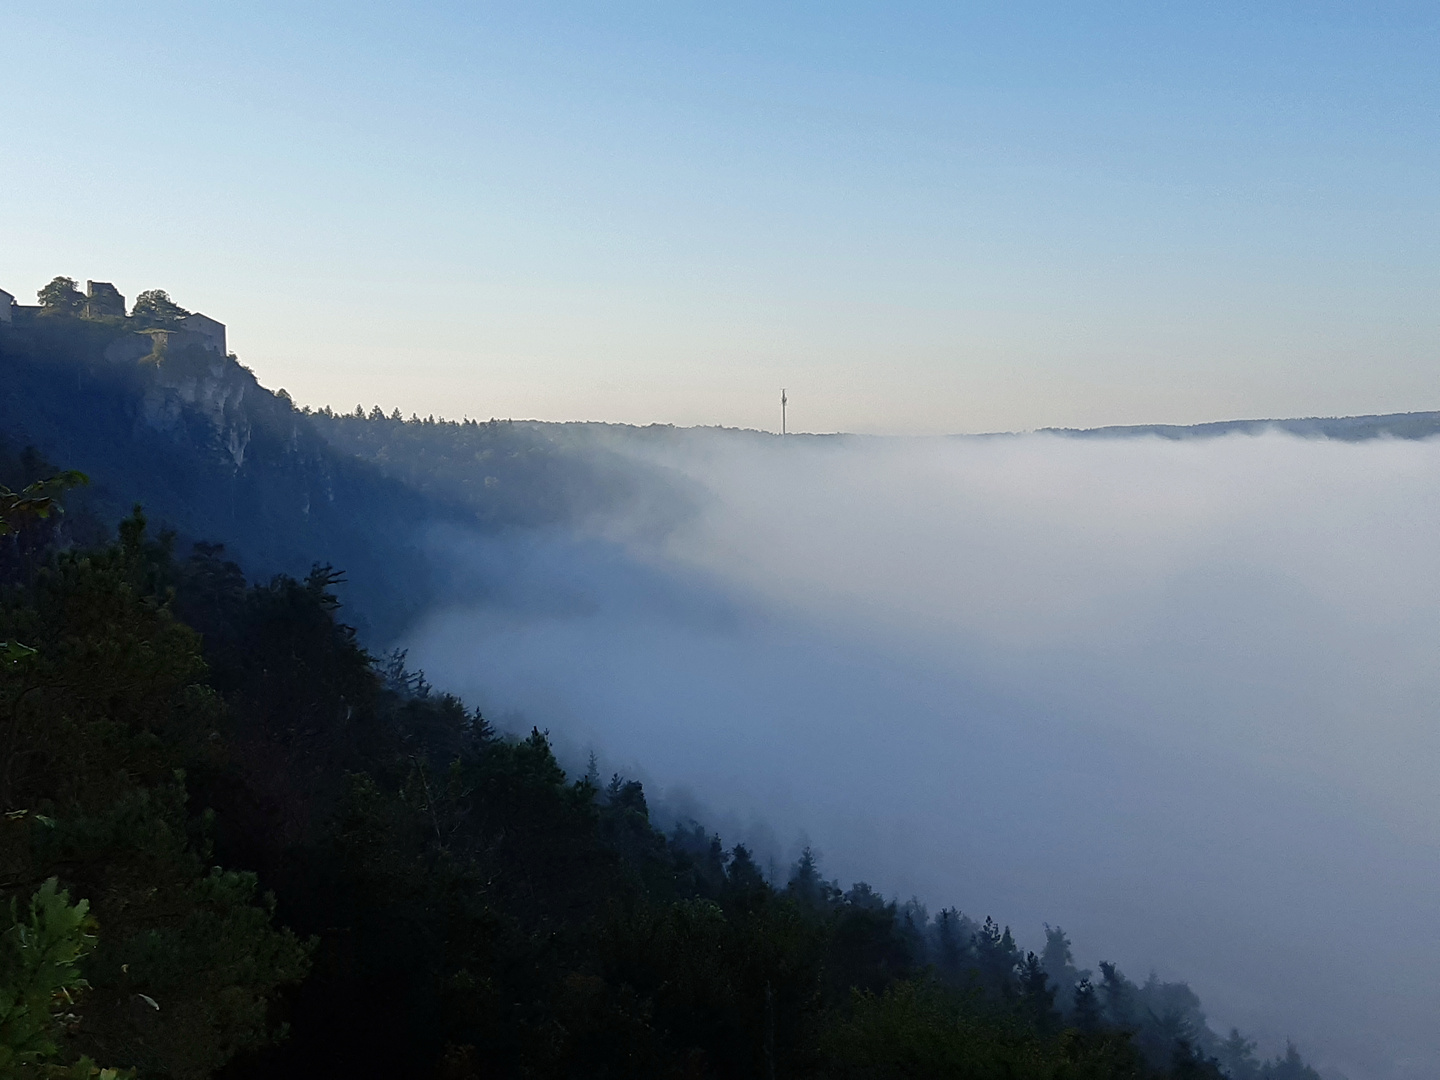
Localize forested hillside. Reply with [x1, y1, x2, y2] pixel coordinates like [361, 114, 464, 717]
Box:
[0, 305, 1329, 1078]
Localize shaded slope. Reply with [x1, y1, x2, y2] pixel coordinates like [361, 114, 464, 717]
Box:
[0, 315, 441, 638]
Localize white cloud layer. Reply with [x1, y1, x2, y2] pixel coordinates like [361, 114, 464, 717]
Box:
[407, 430, 1440, 1080]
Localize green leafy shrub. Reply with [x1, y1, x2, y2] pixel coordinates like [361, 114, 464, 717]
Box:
[0, 877, 134, 1080]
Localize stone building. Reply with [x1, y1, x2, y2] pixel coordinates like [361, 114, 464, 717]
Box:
[180, 312, 226, 354]
[84, 281, 126, 319]
[0, 283, 225, 355]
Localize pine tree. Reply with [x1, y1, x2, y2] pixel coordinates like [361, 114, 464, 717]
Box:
[1040, 923, 1088, 1016]
[973, 917, 1019, 999]
[727, 844, 766, 894]
[1072, 976, 1103, 1032]
[788, 847, 826, 910]
[1018, 951, 1059, 1033]
[1219, 1027, 1260, 1080]
[1098, 961, 1137, 1029]
[930, 907, 977, 986]
[1259, 1042, 1323, 1080]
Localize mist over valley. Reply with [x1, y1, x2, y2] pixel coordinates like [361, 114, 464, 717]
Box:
[403, 427, 1440, 1080]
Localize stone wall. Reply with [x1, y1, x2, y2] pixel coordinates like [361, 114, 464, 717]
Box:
[84, 280, 126, 319]
[179, 312, 226, 354]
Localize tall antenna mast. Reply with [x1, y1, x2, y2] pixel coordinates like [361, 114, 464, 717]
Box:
[781, 388, 788, 437]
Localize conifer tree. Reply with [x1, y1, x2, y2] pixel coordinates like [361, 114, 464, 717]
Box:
[1041, 923, 1088, 1016]
[1018, 951, 1059, 1034]
[788, 847, 827, 911]
[1073, 976, 1103, 1032]
[1219, 1028, 1260, 1080]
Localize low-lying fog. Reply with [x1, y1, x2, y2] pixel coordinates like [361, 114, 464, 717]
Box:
[406, 429, 1440, 1080]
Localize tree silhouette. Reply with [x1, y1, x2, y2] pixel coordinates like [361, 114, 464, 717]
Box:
[36, 276, 84, 314]
[130, 288, 190, 325]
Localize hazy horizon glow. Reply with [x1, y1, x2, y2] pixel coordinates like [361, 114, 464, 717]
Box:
[407, 430, 1440, 1080]
[3, 3, 1438, 433]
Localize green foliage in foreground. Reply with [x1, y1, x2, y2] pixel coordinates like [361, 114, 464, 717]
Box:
[1, 878, 96, 1074]
[0, 471, 88, 541]
[0, 477, 1324, 1079]
[0, 511, 309, 1078]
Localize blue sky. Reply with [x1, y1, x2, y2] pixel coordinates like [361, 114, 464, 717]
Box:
[3, 2, 1437, 432]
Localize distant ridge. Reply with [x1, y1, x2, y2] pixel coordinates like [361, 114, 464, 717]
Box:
[1040, 410, 1440, 441]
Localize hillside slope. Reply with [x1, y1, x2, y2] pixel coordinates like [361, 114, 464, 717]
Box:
[0, 316, 451, 638]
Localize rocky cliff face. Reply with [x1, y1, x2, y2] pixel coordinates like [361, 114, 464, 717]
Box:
[0, 317, 443, 640]
[139, 342, 256, 468]
[91, 326, 313, 474]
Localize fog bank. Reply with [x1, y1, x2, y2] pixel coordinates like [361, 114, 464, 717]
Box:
[407, 430, 1440, 1080]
